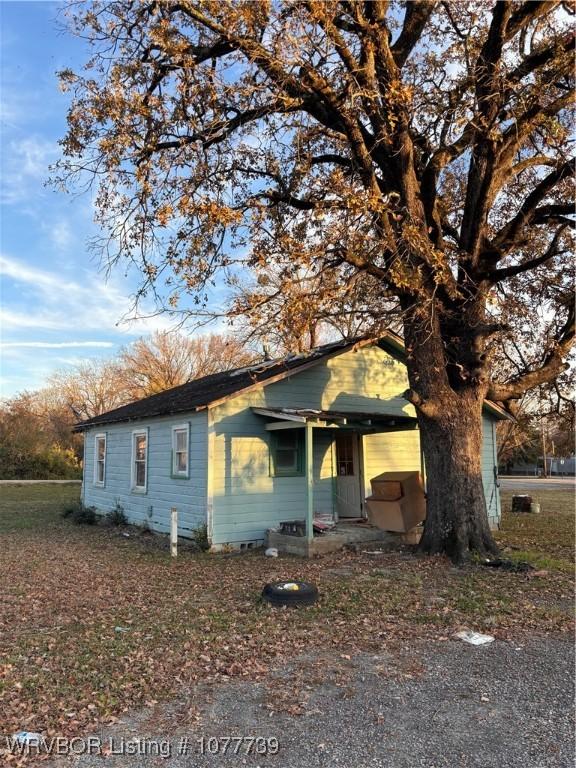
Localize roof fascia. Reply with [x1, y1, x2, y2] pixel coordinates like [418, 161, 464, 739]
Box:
[205, 338, 376, 411]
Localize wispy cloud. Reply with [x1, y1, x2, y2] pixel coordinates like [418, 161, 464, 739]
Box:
[0, 136, 59, 205]
[0, 252, 175, 336]
[47, 218, 74, 251]
[0, 308, 66, 330]
[0, 341, 115, 349]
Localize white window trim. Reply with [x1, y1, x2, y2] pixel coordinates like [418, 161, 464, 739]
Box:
[93, 433, 106, 486]
[171, 423, 190, 477]
[131, 428, 148, 492]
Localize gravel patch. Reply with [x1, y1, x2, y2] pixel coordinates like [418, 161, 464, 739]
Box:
[43, 635, 574, 768]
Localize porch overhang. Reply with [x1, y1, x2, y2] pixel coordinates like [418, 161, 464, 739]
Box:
[252, 407, 418, 432]
[253, 407, 418, 547]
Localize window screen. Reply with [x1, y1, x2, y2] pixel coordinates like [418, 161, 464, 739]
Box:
[172, 426, 189, 475]
[94, 434, 106, 485]
[133, 432, 147, 489]
[272, 430, 303, 475]
[336, 434, 355, 476]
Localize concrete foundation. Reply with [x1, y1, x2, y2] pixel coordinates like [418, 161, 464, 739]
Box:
[266, 522, 396, 557]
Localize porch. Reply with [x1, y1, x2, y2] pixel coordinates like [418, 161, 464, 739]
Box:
[253, 407, 420, 554]
[266, 519, 398, 557]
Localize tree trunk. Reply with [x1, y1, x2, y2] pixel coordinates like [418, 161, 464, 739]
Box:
[417, 396, 499, 563]
[401, 302, 500, 564]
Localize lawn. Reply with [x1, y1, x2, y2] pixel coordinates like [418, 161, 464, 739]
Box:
[0, 483, 573, 748]
[498, 489, 574, 572]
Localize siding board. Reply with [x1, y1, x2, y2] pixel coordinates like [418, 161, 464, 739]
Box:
[83, 411, 208, 536]
[81, 343, 502, 546]
[210, 346, 417, 545]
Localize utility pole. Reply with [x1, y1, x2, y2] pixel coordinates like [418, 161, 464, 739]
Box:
[541, 417, 548, 479]
[170, 507, 178, 557]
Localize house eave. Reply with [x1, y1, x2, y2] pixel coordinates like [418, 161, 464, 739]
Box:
[252, 406, 418, 432]
[73, 331, 515, 430]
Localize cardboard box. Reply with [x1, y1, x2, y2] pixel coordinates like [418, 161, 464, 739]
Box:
[370, 479, 402, 500]
[366, 471, 426, 532]
[401, 527, 423, 545]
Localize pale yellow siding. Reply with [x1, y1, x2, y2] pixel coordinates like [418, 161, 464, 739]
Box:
[209, 345, 414, 545]
[363, 416, 501, 527]
[209, 344, 501, 545]
[362, 430, 422, 497]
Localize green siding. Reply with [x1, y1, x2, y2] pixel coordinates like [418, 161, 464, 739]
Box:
[210, 345, 502, 545]
[482, 415, 501, 527]
[209, 345, 417, 545]
[208, 419, 338, 544]
[83, 411, 208, 536]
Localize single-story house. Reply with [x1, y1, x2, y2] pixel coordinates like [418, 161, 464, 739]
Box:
[501, 457, 576, 477]
[76, 334, 507, 550]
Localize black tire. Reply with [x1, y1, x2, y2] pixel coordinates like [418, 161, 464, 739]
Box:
[262, 580, 319, 607]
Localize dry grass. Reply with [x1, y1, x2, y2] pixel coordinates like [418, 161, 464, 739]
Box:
[497, 489, 574, 571]
[0, 483, 573, 747]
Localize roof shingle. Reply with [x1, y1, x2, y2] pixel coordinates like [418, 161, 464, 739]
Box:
[75, 337, 366, 430]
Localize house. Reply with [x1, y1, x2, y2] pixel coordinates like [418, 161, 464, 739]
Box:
[502, 456, 576, 477]
[76, 334, 508, 551]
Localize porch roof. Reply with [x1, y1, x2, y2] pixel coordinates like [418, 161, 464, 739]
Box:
[252, 407, 418, 432]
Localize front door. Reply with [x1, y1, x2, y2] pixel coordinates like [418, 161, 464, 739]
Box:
[335, 433, 363, 518]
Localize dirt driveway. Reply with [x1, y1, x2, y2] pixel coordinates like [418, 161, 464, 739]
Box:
[2, 485, 573, 767]
[41, 634, 573, 768]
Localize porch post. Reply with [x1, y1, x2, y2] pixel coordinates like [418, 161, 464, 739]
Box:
[305, 422, 314, 544]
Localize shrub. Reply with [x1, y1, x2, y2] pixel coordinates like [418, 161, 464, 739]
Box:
[0, 444, 82, 480]
[62, 501, 96, 525]
[61, 504, 78, 518]
[105, 502, 127, 526]
[192, 523, 210, 552]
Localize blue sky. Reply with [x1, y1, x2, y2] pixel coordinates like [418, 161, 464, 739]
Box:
[0, 1, 184, 397]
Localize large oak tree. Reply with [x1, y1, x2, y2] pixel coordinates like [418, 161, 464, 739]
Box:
[55, 0, 574, 561]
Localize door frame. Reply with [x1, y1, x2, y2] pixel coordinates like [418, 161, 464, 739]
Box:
[333, 430, 366, 520]
[356, 432, 366, 518]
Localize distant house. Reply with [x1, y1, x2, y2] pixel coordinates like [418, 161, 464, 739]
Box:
[502, 456, 576, 477]
[76, 334, 508, 550]
[550, 456, 576, 476]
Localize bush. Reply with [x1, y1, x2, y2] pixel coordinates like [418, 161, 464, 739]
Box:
[139, 519, 152, 534]
[65, 503, 97, 525]
[192, 523, 210, 551]
[61, 504, 78, 518]
[0, 444, 82, 480]
[74, 505, 97, 525]
[105, 502, 127, 526]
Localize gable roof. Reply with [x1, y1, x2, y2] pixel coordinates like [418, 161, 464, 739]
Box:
[74, 336, 375, 430]
[75, 330, 511, 430]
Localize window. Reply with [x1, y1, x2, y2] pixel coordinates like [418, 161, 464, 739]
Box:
[336, 434, 355, 476]
[94, 433, 106, 486]
[131, 430, 148, 491]
[172, 424, 189, 477]
[271, 430, 303, 476]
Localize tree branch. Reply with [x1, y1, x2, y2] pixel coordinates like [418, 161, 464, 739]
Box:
[459, 2, 513, 257]
[309, 153, 353, 169]
[507, 31, 574, 83]
[486, 224, 569, 282]
[488, 298, 575, 402]
[391, 1, 436, 68]
[136, 100, 301, 161]
[255, 190, 339, 211]
[506, 1, 562, 39]
[489, 159, 574, 252]
[403, 388, 439, 418]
